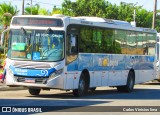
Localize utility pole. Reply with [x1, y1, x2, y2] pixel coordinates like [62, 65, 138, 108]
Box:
[152, 0, 157, 29]
[131, 9, 136, 27]
[22, 0, 24, 15]
[31, 0, 32, 15]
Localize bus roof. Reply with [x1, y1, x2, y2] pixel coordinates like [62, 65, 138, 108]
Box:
[72, 16, 131, 26]
[11, 15, 157, 33]
[69, 16, 157, 33]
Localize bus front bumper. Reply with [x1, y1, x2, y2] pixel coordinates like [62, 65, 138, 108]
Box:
[6, 74, 64, 89]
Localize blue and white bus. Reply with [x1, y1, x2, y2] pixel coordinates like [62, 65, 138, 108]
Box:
[156, 33, 160, 80]
[1, 15, 157, 96]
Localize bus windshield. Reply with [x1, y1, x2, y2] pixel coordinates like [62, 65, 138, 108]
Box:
[8, 29, 64, 62]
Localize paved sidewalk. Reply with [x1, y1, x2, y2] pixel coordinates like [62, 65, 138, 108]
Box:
[0, 79, 26, 91]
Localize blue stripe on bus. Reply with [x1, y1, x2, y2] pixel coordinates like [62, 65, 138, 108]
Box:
[10, 65, 56, 77]
[67, 54, 155, 71]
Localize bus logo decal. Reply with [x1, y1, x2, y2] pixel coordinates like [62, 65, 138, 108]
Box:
[36, 70, 48, 76]
[98, 58, 109, 66]
[102, 58, 108, 66]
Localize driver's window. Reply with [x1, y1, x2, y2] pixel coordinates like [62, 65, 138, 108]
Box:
[66, 33, 78, 64]
[70, 34, 78, 54]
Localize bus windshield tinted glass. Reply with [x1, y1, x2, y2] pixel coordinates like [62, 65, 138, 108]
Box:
[8, 29, 64, 62]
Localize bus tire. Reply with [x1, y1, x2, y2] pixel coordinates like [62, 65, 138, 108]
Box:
[117, 71, 135, 93]
[73, 73, 88, 97]
[28, 88, 41, 95]
[157, 79, 160, 82]
[90, 87, 96, 91]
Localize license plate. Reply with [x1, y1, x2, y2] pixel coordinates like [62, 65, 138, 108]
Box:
[25, 78, 35, 83]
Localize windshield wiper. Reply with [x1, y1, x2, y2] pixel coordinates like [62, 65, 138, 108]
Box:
[21, 27, 31, 47]
[21, 27, 27, 35]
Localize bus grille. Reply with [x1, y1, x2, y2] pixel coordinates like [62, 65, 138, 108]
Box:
[16, 77, 48, 84]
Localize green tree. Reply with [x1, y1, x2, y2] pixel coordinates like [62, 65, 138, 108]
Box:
[25, 4, 40, 15]
[105, 2, 119, 19]
[38, 8, 50, 15]
[156, 10, 160, 32]
[0, 2, 19, 29]
[117, 2, 142, 22]
[51, 6, 62, 15]
[136, 9, 153, 28]
[62, 0, 154, 29]
[0, 2, 19, 56]
[62, 0, 108, 17]
[117, 2, 153, 28]
[62, 0, 75, 16]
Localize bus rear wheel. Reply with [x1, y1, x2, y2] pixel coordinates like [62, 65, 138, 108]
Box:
[73, 73, 88, 97]
[117, 71, 135, 93]
[28, 88, 41, 95]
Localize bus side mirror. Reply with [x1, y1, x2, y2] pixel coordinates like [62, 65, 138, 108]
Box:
[0, 34, 4, 47]
[0, 28, 10, 47]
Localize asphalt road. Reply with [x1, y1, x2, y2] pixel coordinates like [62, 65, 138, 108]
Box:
[0, 81, 160, 115]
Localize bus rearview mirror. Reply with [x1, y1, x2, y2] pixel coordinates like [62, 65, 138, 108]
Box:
[0, 28, 10, 47]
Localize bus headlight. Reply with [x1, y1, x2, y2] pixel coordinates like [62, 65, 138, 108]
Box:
[49, 68, 63, 80]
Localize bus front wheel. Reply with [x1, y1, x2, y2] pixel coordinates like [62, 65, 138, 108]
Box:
[28, 88, 41, 95]
[73, 73, 88, 97]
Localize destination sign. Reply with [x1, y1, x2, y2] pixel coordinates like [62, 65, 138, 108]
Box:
[12, 17, 63, 27]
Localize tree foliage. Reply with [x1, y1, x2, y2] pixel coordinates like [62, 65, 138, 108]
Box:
[25, 4, 51, 15]
[51, 6, 62, 15]
[136, 9, 153, 28]
[62, 0, 107, 17]
[0, 2, 19, 29]
[156, 10, 160, 32]
[62, 0, 159, 31]
[38, 8, 50, 15]
[25, 4, 40, 15]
